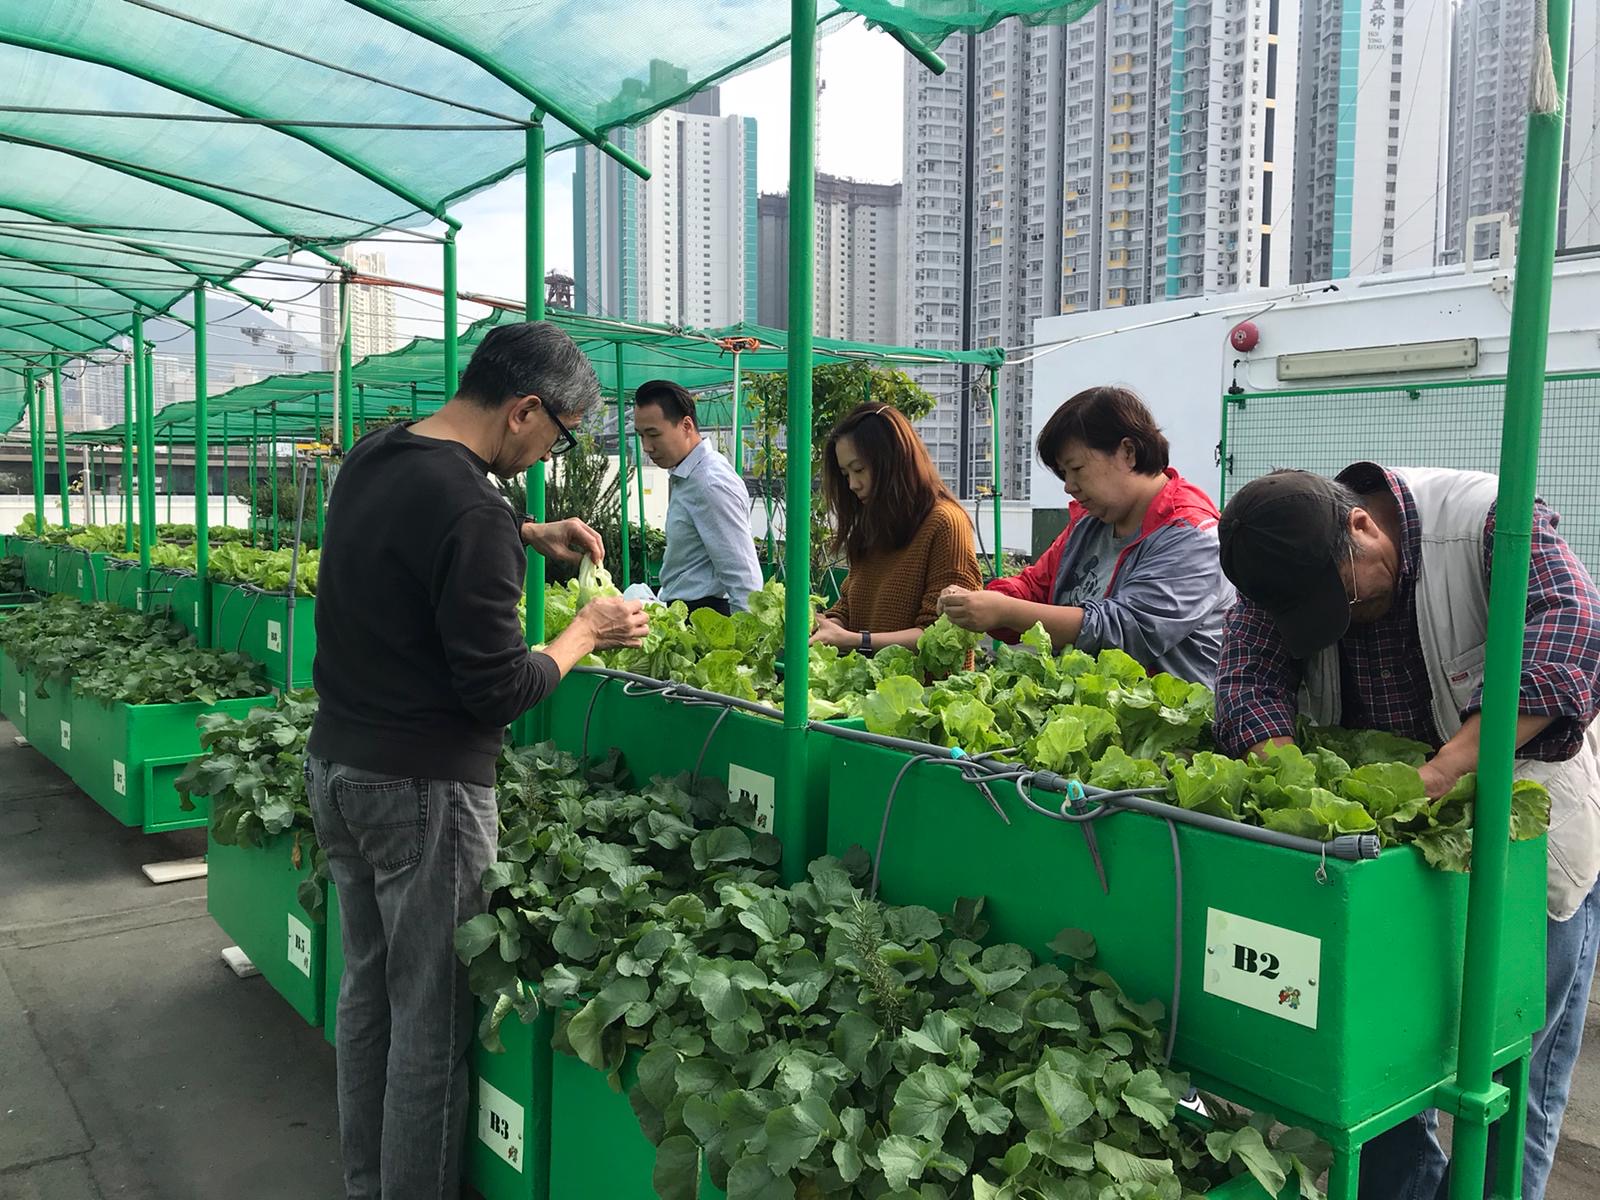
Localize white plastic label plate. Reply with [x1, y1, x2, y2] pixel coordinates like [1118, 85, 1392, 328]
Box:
[47, 559, 55, 578]
[59, 720, 71, 751]
[728, 764, 776, 834]
[77, 567, 85, 588]
[266, 619, 283, 653]
[1203, 908, 1320, 1029]
[17, 691, 25, 719]
[477, 1078, 525, 1172]
[287, 913, 313, 978]
[113, 761, 127, 795]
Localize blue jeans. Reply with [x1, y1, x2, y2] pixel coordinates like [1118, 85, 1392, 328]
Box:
[307, 758, 499, 1200]
[1359, 877, 1600, 1199]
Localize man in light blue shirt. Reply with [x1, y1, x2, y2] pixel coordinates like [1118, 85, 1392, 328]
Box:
[633, 380, 763, 614]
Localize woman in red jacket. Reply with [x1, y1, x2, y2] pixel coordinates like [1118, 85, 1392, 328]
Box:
[938, 386, 1232, 685]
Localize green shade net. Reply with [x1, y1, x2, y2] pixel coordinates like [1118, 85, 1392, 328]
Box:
[0, 1, 865, 367]
[73, 308, 1004, 444]
[842, 0, 1104, 43]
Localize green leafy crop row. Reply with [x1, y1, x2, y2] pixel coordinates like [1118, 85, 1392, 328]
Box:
[0, 596, 265, 707]
[456, 744, 1331, 1200]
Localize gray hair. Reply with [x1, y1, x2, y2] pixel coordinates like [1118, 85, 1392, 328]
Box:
[457, 321, 601, 419]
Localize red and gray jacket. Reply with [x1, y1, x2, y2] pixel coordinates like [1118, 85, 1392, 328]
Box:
[986, 469, 1234, 685]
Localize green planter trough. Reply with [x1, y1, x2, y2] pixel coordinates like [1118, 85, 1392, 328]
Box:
[823, 736, 1546, 1140]
[212, 583, 315, 689]
[71, 693, 271, 832]
[534, 672, 851, 884]
[465, 995, 555, 1200]
[207, 832, 326, 1025]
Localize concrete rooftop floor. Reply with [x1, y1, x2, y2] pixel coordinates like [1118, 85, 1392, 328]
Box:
[0, 714, 1596, 1200]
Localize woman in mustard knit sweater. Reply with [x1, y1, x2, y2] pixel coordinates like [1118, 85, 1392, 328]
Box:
[810, 402, 982, 654]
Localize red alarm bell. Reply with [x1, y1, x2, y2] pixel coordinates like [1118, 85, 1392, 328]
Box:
[1229, 321, 1260, 352]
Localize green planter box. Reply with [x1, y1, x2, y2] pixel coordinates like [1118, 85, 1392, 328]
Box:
[535, 673, 849, 884]
[466, 997, 555, 1200]
[212, 583, 315, 689]
[549, 1045, 1280, 1200]
[22, 541, 62, 594]
[145, 568, 206, 638]
[25, 672, 74, 773]
[54, 548, 108, 604]
[324, 882, 343, 1048]
[0, 647, 21, 727]
[102, 560, 148, 612]
[207, 832, 326, 1025]
[71, 693, 271, 832]
[824, 738, 1546, 1136]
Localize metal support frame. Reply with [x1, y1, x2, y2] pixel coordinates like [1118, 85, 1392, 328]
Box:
[780, 0, 818, 873]
[249, 411, 259, 547]
[135, 326, 154, 577]
[615, 339, 630, 589]
[444, 232, 459, 396]
[338, 275, 354, 450]
[988, 366, 1003, 579]
[27, 367, 43, 532]
[193, 285, 211, 646]
[524, 116, 547, 646]
[122, 356, 133, 549]
[1446, 2, 1572, 1195]
[51, 356, 69, 526]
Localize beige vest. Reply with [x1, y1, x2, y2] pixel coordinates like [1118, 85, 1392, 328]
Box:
[1301, 466, 1600, 920]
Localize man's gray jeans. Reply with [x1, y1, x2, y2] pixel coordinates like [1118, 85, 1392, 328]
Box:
[307, 757, 498, 1199]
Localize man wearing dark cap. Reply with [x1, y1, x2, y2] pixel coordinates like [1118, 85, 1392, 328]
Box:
[1215, 462, 1600, 1198]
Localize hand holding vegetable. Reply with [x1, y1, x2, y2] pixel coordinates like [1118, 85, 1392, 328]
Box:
[576, 595, 649, 651]
[521, 517, 604, 566]
[809, 614, 858, 649]
[937, 584, 1009, 633]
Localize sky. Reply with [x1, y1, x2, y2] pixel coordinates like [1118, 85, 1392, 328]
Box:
[247, 19, 904, 359]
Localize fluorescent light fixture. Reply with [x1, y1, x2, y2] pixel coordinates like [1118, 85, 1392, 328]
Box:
[1276, 337, 1479, 381]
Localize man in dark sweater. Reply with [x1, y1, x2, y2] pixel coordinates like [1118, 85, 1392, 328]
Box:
[306, 321, 647, 1199]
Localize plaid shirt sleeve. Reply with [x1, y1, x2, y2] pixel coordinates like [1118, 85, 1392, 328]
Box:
[1213, 598, 1302, 757]
[1466, 501, 1600, 761]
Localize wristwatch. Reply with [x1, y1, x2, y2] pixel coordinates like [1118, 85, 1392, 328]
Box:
[860, 630, 873, 653]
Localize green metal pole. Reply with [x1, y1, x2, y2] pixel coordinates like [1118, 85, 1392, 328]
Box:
[410, 381, 419, 420]
[314, 394, 326, 548]
[249, 412, 259, 547]
[165, 429, 173, 524]
[780, 0, 817, 885]
[764, 423, 775, 565]
[122, 358, 134, 549]
[270, 404, 280, 550]
[27, 369, 44, 534]
[135, 330, 154, 577]
[222, 412, 230, 529]
[615, 340, 631, 589]
[731, 348, 744, 475]
[338, 275, 355, 451]
[634, 431, 647, 576]
[989, 367, 1003, 579]
[51, 357, 70, 528]
[525, 116, 547, 646]
[444, 232, 460, 396]
[357, 384, 367, 438]
[193, 286, 212, 645]
[1445, 4, 1571, 1197]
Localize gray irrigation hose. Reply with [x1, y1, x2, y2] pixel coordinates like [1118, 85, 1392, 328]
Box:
[691, 706, 734, 789]
[1163, 817, 1183, 1064]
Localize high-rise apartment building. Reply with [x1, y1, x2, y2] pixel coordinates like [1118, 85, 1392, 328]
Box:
[756, 175, 901, 344]
[574, 87, 758, 327]
[901, 1, 1293, 500]
[319, 247, 398, 369]
[1291, 0, 1452, 281]
[1571, 2, 1600, 249]
[1444, 0, 1600, 259]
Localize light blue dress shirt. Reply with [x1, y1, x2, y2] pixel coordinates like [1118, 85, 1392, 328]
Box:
[658, 439, 763, 611]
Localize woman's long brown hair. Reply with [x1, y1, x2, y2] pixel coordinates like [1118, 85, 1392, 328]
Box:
[822, 402, 958, 560]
